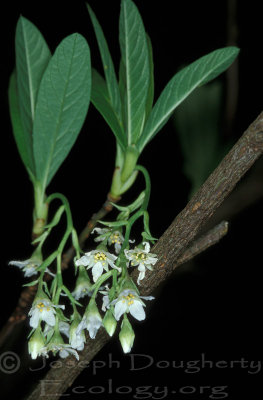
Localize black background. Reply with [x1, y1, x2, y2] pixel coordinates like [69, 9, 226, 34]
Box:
[1, 0, 263, 399]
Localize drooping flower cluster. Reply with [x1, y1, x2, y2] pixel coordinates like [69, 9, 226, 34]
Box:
[68, 228, 157, 354]
[11, 220, 157, 359]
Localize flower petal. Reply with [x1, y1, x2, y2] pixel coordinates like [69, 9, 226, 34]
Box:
[129, 301, 146, 321]
[143, 242, 150, 253]
[24, 267, 38, 277]
[42, 309, 56, 326]
[75, 255, 90, 267]
[87, 316, 102, 339]
[76, 317, 87, 335]
[114, 300, 127, 321]
[137, 270, 145, 285]
[140, 295, 155, 301]
[92, 262, 103, 282]
[29, 308, 40, 328]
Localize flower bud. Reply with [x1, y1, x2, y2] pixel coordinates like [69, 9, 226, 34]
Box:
[28, 327, 45, 359]
[72, 266, 93, 300]
[119, 315, 135, 353]
[103, 309, 117, 337]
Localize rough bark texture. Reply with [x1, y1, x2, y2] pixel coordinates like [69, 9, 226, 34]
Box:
[26, 111, 263, 399]
[140, 112, 263, 294]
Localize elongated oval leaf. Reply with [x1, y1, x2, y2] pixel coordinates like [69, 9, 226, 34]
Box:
[91, 69, 127, 150]
[145, 34, 154, 123]
[33, 33, 91, 188]
[119, 0, 149, 144]
[15, 16, 51, 137]
[118, 57, 127, 133]
[137, 46, 239, 151]
[87, 4, 122, 121]
[8, 70, 35, 179]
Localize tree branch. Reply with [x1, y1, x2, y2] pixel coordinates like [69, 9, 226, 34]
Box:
[175, 220, 228, 266]
[26, 111, 263, 400]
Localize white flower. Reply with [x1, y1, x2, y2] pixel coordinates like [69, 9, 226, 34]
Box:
[70, 329, 86, 351]
[72, 281, 93, 300]
[58, 345, 79, 360]
[41, 328, 79, 360]
[108, 231, 125, 254]
[69, 314, 86, 351]
[75, 250, 120, 282]
[77, 299, 102, 339]
[101, 294, 110, 312]
[92, 227, 135, 254]
[111, 289, 154, 321]
[40, 343, 79, 360]
[9, 259, 54, 278]
[29, 299, 65, 329]
[72, 265, 93, 300]
[58, 321, 70, 338]
[43, 321, 70, 338]
[9, 259, 42, 277]
[125, 242, 158, 285]
[92, 227, 125, 254]
[99, 285, 110, 312]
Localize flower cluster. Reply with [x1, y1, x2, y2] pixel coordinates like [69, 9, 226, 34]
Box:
[10, 203, 157, 360]
[27, 291, 81, 360]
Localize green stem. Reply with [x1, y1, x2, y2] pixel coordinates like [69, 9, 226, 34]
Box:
[56, 254, 63, 288]
[44, 193, 76, 306]
[61, 286, 79, 313]
[33, 182, 49, 238]
[45, 193, 73, 231]
[135, 165, 151, 211]
[120, 210, 144, 252]
[117, 165, 152, 273]
[91, 270, 115, 299]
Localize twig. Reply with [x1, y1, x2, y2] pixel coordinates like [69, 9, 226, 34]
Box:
[175, 221, 228, 266]
[26, 111, 263, 400]
[0, 193, 120, 348]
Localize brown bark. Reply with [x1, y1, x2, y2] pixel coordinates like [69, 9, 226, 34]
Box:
[26, 112, 263, 399]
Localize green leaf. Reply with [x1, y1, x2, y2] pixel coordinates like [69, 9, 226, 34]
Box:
[141, 231, 158, 242]
[145, 34, 154, 122]
[15, 16, 51, 138]
[87, 4, 122, 120]
[91, 69, 127, 150]
[8, 70, 35, 178]
[98, 219, 128, 228]
[44, 205, 65, 229]
[33, 33, 91, 188]
[23, 279, 39, 287]
[119, 0, 150, 144]
[174, 81, 223, 194]
[137, 46, 240, 151]
[118, 57, 127, 133]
